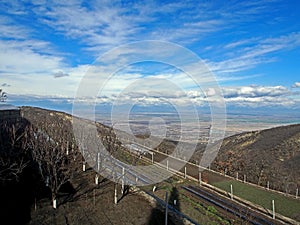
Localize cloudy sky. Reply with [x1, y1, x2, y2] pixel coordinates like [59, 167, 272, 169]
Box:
[1, 0, 300, 112]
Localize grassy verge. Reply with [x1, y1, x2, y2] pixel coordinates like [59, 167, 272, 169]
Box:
[141, 177, 237, 225]
[212, 180, 300, 219]
[181, 193, 231, 225]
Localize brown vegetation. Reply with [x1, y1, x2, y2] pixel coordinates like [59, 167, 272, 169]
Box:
[212, 124, 300, 192]
[0, 106, 173, 224]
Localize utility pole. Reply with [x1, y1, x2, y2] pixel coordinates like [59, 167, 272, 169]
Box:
[230, 184, 233, 200]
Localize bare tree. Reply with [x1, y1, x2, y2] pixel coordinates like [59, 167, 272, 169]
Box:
[99, 124, 122, 156]
[97, 124, 136, 204]
[76, 120, 141, 204]
[0, 89, 7, 102]
[0, 120, 30, 183]
[28, 121, 80, 209]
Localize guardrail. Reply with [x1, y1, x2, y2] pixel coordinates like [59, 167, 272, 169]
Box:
[146, 146, 299, 200]
[131, 145, 299, 225]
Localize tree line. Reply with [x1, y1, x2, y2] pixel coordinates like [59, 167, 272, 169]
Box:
[0, 109, 135, 209]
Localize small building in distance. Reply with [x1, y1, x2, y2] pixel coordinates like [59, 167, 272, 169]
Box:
[0, 104, 21, 122]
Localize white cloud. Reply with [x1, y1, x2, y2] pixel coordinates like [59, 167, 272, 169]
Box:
[32, 1, 144, 52]
[1, 0, 299, 111]
[241, 32, 300, 60]
[6, 80, 300, 109]
[207, 32, 300, 76]
[224, 39, 253, 49]
[73, 83, 299, 109]
[222, 85, 299, 107]
[0, 16, 29, 39]
[0, 44, 63, 75]
[292, 82, 300, 88]
[223, 86, 290, 98]
[18, 1, 249, 50]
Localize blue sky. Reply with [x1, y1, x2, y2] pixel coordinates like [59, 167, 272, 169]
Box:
[1, 0, 300, 113]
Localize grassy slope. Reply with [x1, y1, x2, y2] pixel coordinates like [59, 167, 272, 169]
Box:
[213, 180, 300, 219]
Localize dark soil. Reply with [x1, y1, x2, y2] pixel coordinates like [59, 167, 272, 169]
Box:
[4, 167, 174, 225]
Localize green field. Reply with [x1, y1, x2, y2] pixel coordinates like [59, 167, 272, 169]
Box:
[213, 180, 300, 219]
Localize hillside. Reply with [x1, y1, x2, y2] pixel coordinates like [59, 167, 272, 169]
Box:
[1, 106, 299, 224]
[24, 105, 297, 193]
[0, 106, 176, 225]
[212, 124, 300, 192]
